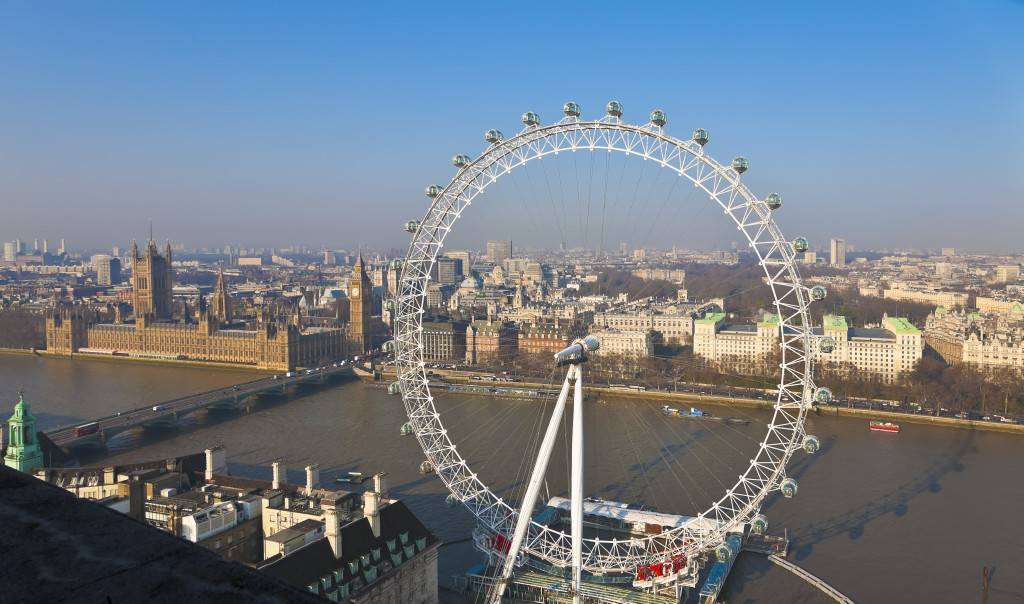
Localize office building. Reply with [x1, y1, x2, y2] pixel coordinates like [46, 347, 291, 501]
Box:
[829, 238, 846, 267]
[486, 240, 512, 264]
[92, 254, 122, 286]
[3, 241, 16, 262]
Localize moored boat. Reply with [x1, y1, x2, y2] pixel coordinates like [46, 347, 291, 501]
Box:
[869, 421, 900, 433]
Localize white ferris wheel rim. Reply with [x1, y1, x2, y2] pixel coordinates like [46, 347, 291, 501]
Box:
[393, 114, 817, 573]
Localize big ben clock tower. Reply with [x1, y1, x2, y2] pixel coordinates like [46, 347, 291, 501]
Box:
[348, 254, 373, 353]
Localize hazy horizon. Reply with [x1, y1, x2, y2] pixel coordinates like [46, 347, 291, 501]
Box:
[1, 2, 1022, 252]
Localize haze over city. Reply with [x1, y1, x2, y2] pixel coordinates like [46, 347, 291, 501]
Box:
[2, 2, 1022, 251]
[2, 4, 1024, 604]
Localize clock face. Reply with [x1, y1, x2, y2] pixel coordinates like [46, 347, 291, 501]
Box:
[352, 287, 360, 298]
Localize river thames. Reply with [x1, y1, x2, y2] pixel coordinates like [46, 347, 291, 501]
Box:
[2, 353, 1022, 603]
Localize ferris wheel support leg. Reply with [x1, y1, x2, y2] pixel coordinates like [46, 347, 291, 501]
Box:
[570, 363, 584, 603]
[490, 365, 575, 604]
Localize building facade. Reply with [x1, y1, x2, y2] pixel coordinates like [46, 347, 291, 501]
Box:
[816, 315, 923, 382]
[45, 305, 344, 371]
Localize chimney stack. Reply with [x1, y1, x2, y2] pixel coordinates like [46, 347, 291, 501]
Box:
[204, 446, 227, 482]
[272, 461, 286, 490]
[373, 472, 389, 500]
[322, 493, 342, 558]
[305, 464, 320, 496]
[363, 490, 381, 538]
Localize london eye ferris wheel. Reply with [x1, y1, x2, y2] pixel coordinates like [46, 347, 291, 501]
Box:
[389, 100, 832, 600]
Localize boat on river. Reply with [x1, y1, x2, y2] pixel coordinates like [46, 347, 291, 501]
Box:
[662, 405, 750, 426]
[869, 421, 901, 433]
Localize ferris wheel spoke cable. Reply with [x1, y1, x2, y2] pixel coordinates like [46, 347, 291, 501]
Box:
[623, 400, 703, 513]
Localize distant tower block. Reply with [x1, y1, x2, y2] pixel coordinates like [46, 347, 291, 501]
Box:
[829, 238, 846, 267]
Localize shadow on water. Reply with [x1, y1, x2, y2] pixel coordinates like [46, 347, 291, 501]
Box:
[787, 430, 975, 561]
[597, 430, 711, 507]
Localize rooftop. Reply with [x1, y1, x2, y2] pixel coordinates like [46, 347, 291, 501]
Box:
[0, 465, 320, 603]
[695, 312, 726, 325]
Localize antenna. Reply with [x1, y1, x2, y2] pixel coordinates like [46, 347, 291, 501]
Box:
[149, 219, 154, 242]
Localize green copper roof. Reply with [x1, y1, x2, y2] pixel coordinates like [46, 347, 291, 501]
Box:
[695, 312, 726, 325]
[822, 314, 848, 330]
[9, 392, 34, 423]
[886, 316, 920, 334]
[757, 312, 780, 327]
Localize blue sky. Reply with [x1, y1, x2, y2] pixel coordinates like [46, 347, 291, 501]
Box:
[1, 1, 1022, 252]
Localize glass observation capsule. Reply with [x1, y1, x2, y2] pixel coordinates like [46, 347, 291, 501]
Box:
[484, 129, 504, 144]
[750, 514, 768, 535]
[715, 542, 734, 563]
[445, 493, 460, 507]
[814, 387, 833, 405]
[649, 109, 667, 127]
[803, 434, 821, 454]
[400, 422, 413, 435]
[452, 154, 471, 169]
[387, 382, 400, 395]
[382, 340, 395, 353]
[606, 100, 623, 117]
[563, 101, 581, 117]
[692, 128, 710, 146]
[424, 184, 443, 198]
[780, 477, 799, 498]
[521, 111, 540, 127]
[389, 259, 404, 271]
[810, 285, 827, 301]
[404, 220, 420, 234]
[765, 193, 783, 210]
[385, 298, 396, 312]
[792, 237, 810, 253]
[819, 336, 836, 354]
[732, 156, 749, 174]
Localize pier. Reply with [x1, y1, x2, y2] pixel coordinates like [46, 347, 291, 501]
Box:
[768, 554, 855, 604]
[46, 362, 353, 449]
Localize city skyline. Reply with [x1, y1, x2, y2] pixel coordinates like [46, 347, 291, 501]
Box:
[1, 3, 1022, 251]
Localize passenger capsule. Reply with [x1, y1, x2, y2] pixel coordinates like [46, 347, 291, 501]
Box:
[731, 156, 749, 174]
[521, 111, 540, 127]
[792, 237, 809, 253]
[389, 259, 404, 271]
[400, 422, 414, 436]
[750, 514, 768, 535]
[780, 477, 798, 498]
[814, 387, 833, 405]
[382, 340, 395, 353]
[606, 100, 623, 117]
[424, 184, 443, 198]
[715, 542, 735, 563]
[649, 109, 667, 127]
[385, 298, 397, 312]
[810, 285, 827, 301]
[484, 129, 504, 144]
[404, 220, 421, 234]
[819, 336, 835, 354]
[452, 154, 471, 169]
[803, 434, 821, 454]
[765, 193, 783, 210]
[692, 128, 710, 146]
[563, 101, 581, 117]
[445, 493, 460, 507]
[387, 382, 401, 395]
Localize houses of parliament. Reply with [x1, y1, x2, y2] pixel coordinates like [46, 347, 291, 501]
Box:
[45, 239, 354, 371]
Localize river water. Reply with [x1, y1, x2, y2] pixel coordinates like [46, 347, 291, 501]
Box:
[2, 353, 1021, 603]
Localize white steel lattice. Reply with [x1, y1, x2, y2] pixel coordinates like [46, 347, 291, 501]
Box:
[394, 117, 817, 573]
